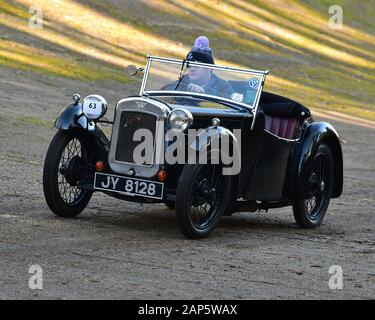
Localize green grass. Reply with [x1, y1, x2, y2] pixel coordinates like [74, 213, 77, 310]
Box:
[0, 0, 374, 121]
[15, 116, 51, 128]
[0, 52, 129, 83]
[0, 0, 29, 19]
[4, 150, 41, 167]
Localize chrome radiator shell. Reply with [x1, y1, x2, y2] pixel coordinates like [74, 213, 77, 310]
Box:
[108, 97, 169, 178]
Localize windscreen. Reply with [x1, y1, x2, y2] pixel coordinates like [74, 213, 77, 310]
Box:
[143, 59, 266, 108]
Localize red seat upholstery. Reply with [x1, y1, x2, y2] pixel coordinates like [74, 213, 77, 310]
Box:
[264, 115, 298, 139]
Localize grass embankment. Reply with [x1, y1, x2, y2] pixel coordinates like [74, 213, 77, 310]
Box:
[0, 0, 374, 120]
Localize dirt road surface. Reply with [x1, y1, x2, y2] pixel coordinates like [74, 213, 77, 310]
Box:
[0, 67, 374, 299]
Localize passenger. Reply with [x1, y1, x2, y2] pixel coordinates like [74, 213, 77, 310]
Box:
[167, 36, 234, 99]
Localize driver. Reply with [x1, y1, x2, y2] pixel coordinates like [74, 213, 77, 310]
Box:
[166, 36, 234, 99]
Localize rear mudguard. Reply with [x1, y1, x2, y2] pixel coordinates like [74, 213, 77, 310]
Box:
[54, 103, 110, 155]
[294, 122, 343, 198]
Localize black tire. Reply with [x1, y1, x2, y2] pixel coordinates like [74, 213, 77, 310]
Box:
[164, 201, 175, 210]
[176, 164, 231, 239]
[43, 130, 93, 218]
[293, 144, 334, 228]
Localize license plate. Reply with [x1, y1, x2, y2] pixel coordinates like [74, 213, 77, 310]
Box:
[94, 172, 164, 200]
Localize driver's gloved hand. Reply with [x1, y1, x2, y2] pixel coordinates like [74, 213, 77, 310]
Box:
[187, 83, 205, 93]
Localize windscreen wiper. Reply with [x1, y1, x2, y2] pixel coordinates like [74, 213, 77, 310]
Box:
[174, 60, 188, 91]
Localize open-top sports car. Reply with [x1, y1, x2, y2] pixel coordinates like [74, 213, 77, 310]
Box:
[43, 56, 343, 239]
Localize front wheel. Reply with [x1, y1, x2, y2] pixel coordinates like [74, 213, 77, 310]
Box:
[292, 144, 334, 228]
[176, 164, 231, 239]
[43, 130, 94, 218]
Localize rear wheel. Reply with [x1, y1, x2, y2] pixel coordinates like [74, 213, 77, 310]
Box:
[293, 144, 334, 228]
[176, 164, 231, 239]
[43, 130, 94, 218]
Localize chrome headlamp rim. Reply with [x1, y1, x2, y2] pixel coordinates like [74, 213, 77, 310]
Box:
[168, 108, 193, 131]
[82, 94, 108, 120]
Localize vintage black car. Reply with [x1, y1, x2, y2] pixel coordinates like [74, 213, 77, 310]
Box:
[43, 56, 343, 239]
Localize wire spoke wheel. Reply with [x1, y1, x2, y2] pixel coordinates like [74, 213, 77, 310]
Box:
[43, 131, 93, 218]
[176, 163, 231, 239]
[190, 165, 224, 229]
[293, 144, 333, 228]
[57, 138, 85, 205]
[304, 154, 329, 220]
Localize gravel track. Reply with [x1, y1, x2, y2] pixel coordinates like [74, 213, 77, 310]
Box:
[0, 67, 374, 299]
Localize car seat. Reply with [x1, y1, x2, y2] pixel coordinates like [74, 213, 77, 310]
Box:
[228, 82, 310, 139]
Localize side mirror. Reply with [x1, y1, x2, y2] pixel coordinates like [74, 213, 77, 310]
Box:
[125, 65, 144, 77]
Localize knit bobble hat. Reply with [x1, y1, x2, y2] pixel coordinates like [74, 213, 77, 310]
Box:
[186, 36, 215, 64]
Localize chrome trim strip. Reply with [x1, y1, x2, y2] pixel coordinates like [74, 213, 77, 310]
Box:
[251, 72, 268, 130]
[264, 129, 300, 142]
[139, 57, 152, 96]
[115, 96, 170, 114]
[146, 91, 255, 112]
[148, 55, 269, 75]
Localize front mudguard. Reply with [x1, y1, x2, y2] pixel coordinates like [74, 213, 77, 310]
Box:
[190, 125, 241, 215]
[55, 103, 90, 131]
[54, 103, 110, 155]
[294, 122, 343, 198]
[190, 125, 241, 176]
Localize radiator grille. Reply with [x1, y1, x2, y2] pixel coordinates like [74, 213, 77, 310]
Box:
[115, 111, 157, 165]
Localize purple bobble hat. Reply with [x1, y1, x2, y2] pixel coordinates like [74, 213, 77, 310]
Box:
[186, 36, 215, 64]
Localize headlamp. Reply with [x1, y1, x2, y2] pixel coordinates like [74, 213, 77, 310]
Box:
[168, 108, 193, 131]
